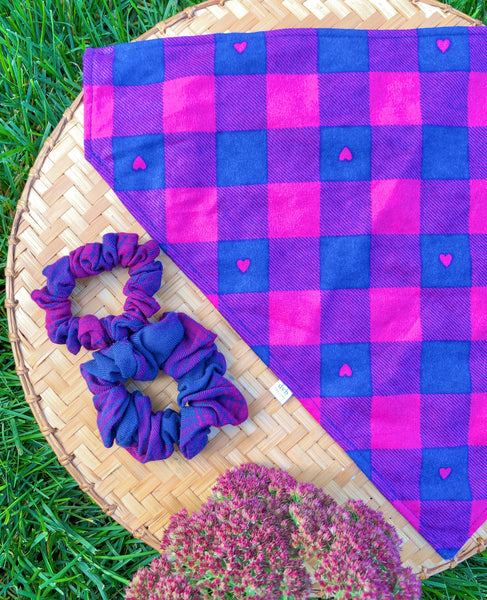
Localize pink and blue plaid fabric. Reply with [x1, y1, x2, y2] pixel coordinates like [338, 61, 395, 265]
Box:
[83, 26, 487, 559]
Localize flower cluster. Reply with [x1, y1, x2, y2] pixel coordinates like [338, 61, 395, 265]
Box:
[125, 463, 421, 600]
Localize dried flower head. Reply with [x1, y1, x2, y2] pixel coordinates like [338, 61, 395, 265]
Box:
[125, 463, 422, 600]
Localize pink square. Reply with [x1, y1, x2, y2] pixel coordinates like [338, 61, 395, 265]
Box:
[469, 394, 487, 446]
[371, 395, 421, 449]
[370, 72, 421, 126]
[471, 288, 487, 341]
[268, 182, 320, 238]
[89, 85, 113, 139]
[469, 73, 487, 126]
[469, 181, 487, 234]
[267, 74, 319, 129]
[392, 500, 420, 531]
[371, 179, 421, 234]
[470, 500, 487, 537]
[370, 287, 421, 342]
[269, 290, 321, 345]
[163, 75, 216, 133]
[166, 187, 218, 243]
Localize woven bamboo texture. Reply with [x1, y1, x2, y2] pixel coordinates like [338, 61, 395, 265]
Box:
[6, 0, 486, 590]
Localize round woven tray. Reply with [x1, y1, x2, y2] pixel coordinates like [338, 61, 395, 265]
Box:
[6, 0, 486, 588]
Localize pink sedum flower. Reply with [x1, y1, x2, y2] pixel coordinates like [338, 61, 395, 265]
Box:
[125, 463, 422, 600]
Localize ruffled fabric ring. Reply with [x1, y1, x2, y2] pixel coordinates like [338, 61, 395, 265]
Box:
[30, 232, 163, 354]
[79, 312, 248, 461]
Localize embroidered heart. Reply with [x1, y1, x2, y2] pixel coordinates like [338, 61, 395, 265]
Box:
[339, 147, 353, 161]
[132, 156, 146, 170]
[439, 467, 452, 480]
[439, 253, 452, 267]
[339, 363, 352, 377]
[237, 259, 250, 273]
[437, 39, 451, 53]
[234, 41, 247, 53]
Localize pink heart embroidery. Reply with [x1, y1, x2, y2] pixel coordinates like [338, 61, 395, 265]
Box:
[439, 467, 452, 480]
[437, 39, 451, 53]
[234, 41, 247, 54]
[339, 147, 353, 161]
[132, 156, 146, 170]
[439, 253, 452, 267]
[237, 259, 250, 273]
[339, 363, 352, 377]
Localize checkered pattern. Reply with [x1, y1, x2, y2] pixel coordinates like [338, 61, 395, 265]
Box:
[83, 26, 487, 558]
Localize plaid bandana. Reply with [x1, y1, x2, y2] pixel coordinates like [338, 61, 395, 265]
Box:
[83, 25, 487, 559]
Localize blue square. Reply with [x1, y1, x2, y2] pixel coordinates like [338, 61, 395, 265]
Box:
[418, 28, 470, 73]
[347, 449, 371, 478]
[214, 31, 266, 75]
[318, 30, 369, 73]
[217, 131, 267, 186]
[218, 239, 269, 294]
[320, 235, 371, 289]
[113, 134, 165, 191]
[320, 126, 371, 181]
[422, 126, 469, 180]
[421, 341, 471, 394]
[113, 38, 164, 85]
[252, 345, 269, 364]
[321, 343, 372, 397]
[420, 447, 471, 501]
[420, 234, 471, 288]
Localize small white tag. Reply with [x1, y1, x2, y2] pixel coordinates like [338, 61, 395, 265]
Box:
[269, 379, 293, 405]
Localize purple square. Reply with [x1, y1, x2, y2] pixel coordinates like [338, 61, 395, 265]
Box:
[420, 180, 469, 234]
[421, 394, 470, 447]
[371, 126, 422, 179]
[83, 46, 114, 85]
[215, 74, 266, 131]
[166, 242, 218, 295]
[470, 341, 487, 394]
[269, 238, 320, 291]
[368, 30, 419, 72]
[371, 448, 422, 500]
[265, 29, 317, 74]
[471, 234, 487, 286]
[420, 72, 469, 126]
[469, 127, 487, 180]
[218, 292, 269, 346]
[318, 73, 370, 126]
[419, 501, 471, 557]
[371, 342, 421, 395]
[469, 447, 487, 499]
[320, 181, 371, 235]
[113, 84, 164, 137]
[470, 29, 487, 72]
[163, 36, 214, 80]
[370, 234, 421, 287]
[421, 288, 470, 341]
[320, 396, 372, 450]
[269, 345, 321, 397]
[87, 138, 114, 188]
[320, 289, 370, 343]
[117, 189, 166, 246]
[218, 184, 267, 241]
[268, 127, 320, 183]
[165, 132, 216, 188]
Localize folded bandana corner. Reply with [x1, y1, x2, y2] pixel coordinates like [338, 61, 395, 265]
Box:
[82, 25, 487, 559]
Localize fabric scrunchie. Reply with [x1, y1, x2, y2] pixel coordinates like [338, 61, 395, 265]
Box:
[30, 232, 162, 354]
[79, 312, 248, 461]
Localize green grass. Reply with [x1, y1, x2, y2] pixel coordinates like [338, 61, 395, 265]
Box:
[1, 0, 487, 598]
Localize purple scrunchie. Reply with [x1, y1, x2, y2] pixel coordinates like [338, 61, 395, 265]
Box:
[31, 232, 163, 354]
[80, 312, 248, 461]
